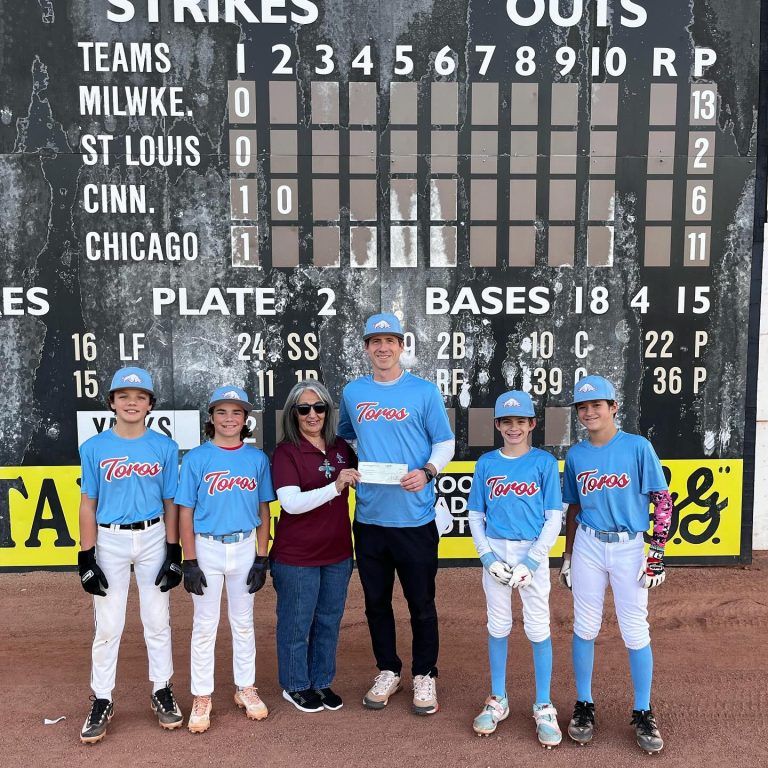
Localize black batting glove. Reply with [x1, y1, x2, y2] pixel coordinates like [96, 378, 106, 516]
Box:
[155, 542, 183, 592]
[183, 558, 207, 595]
[78, 547, 109, 596]
[246, 555, 269, 594]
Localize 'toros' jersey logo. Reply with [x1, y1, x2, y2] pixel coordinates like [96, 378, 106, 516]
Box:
[486, 475, 540, 499]
[576, 469, 631, 495]
[100, 457, 162, 481]
[203, 470, 258, 496]
[355, 401, 409, 423]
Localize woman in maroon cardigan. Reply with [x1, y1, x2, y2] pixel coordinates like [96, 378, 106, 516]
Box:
[271, 380, 360, 713]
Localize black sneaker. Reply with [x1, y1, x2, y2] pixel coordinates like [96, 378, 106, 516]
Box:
[151, 684, 184, 729]
[567, 700, 595, 745]
[80, 696, 114, 744]
[282, 688, 324, 713]
[631, 708, 664, 754]
[315, 687, 343, 711]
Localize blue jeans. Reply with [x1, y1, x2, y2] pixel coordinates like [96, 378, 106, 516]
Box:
[272, 558, 353, 692]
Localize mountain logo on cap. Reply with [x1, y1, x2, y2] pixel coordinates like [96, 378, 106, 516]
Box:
[222, 390, 242, 400]
[503, 397, 521, 407]
[373, 320, 391, 329]
[578, 382, 597, 393]
[122, 373, 142, 383]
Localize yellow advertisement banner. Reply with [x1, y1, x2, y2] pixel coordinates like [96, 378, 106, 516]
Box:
[0, 459, 744, 569]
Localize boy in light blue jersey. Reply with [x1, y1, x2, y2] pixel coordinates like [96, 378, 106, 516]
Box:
[338, 313, 454, 715]
[177, 386, 275, 733]
[559, 375, 673, 755]
[468, 391, 563, 747]
[77, 367, 183, 744]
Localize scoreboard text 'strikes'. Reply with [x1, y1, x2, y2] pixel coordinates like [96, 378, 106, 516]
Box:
[74, 314, 672, 756]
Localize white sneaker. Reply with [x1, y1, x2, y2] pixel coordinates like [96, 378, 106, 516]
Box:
[188, 695, 212, 734]
[363, 670, 401, 709]
[412, 673, 438, 715]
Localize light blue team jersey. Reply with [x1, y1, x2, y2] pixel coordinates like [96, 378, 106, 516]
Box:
[175, 442, 275, 536]
[468, 448, 562, 541]
[80, 428, 179, 525]
[563, 430, 667, 534]
[338, 371, 454, 527]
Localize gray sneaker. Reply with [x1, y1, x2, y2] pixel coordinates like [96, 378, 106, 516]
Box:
[80, 696, 113, 744]
[567, 700, 595, 745]
[631, 709, 664, 754]
[150, 684, 183, 729]
[412, 673, 438, 715]
[363, 670, 401, 709]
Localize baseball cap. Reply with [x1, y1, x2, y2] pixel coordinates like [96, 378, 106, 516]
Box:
[109, 367, 154, 395]
[571, 375, 616, 405]
[363, 312, 404, 340]
[208, 385, 253, 413]
[494, 390, 535, 418]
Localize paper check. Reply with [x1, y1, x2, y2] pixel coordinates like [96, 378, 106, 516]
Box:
[358, 462, 408, 485]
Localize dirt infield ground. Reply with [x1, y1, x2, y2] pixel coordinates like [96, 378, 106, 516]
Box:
[3, 555, 767, 768]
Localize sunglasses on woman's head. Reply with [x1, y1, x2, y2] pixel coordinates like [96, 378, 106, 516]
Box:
[294, 402, 327, 415]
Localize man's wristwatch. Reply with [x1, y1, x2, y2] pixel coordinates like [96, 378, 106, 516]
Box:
[421, 466, 435, 483]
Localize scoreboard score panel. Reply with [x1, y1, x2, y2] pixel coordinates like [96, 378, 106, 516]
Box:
[227, 74, 719, 270]
[0, 0, 760, 568]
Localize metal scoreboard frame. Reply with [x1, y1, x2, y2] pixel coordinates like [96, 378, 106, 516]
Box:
[0, 0, 763, 570]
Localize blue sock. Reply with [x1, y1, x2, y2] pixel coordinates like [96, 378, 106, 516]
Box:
[628, 644, 653, 710]
[530, 637, 552, 705]
[488, 635, 508, 699]
[572, 634, 595, 702]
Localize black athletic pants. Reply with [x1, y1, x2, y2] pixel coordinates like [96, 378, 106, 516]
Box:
[353, 519, 439, 678]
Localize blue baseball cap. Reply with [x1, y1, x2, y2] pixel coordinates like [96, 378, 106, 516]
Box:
[208, 385, 253, 413]
[494, 390, 535, 418]
[363, 313, 404, 340]
[109, 367, 154, 395]
[571, 375, 617, 405]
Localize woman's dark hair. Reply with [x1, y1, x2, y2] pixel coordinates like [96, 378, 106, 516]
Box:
[279, 380, 337, 446]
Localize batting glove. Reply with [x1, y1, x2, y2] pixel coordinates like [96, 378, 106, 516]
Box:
[559, 554, 572, 590]
[637, 546, 666, 589]
[246, 555, 269, 594]
[488, 561, 512, 586]
[509, 560, 535, 589]
[183, 559, 207, 595]
[78, 547, 109, 596]
[155, 542, 183, 592]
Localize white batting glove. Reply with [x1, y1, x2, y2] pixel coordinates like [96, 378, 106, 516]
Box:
[637, 546, 666, 589]
[488, 560, 513, 586]
[509, 563, 533, 589]
[559, 554, 572, 590]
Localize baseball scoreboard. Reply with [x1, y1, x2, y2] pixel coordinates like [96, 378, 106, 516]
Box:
[0, 0, 762, 568]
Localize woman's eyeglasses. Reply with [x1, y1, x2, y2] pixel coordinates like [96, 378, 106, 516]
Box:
[294, 402, 328, 416]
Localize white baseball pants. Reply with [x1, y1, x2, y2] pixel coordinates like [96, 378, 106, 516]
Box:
[571, 526, 650, 650]
[190, 532, 257, 696]
[482, 538, 551, 642]
[91, 521, 173, 700]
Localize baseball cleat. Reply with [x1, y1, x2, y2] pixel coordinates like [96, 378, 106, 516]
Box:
[631, 708, 664, 754]
[187, 695, 212, 733]
[568, 700, 595, 745]
[472, 695, 509, 736]
[533, 703, 562, 748]
[363, 670, 401, 710]
[80, 696, 114, 744]
[235, 686, 268, 720]
[151, 684, 183, 729]
[412, 673, 439, 715]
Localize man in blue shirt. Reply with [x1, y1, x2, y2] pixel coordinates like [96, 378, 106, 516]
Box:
[338, 313, 455, 715]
